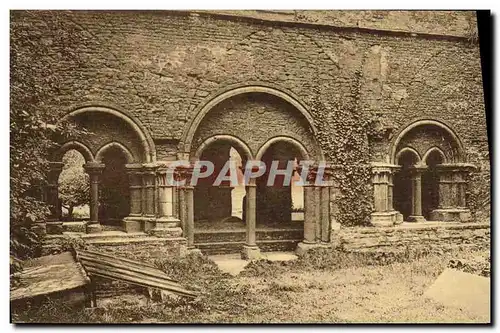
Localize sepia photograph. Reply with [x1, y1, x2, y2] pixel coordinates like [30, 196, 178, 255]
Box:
[9, 8, 491, 324]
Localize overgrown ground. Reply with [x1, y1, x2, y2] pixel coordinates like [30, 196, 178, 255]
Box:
[12, 247, 490, 324]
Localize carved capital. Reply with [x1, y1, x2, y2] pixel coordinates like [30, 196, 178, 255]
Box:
[83, 162, 105, 175]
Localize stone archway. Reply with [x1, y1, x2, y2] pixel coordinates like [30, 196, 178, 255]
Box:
[372, 119, 475, 226]
[183, 85, 328, 258]
[96, 143, 134, 226]
[192, 135, 253, 228]
[421, 147, 446, 220]
[179, 83, 322, 160]
[254, 136, 309, 228]
[47, 105, 156, 234]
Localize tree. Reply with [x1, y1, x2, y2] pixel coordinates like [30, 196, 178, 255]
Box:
[58, 150, 90, 219]
[10, 11, 87, 273]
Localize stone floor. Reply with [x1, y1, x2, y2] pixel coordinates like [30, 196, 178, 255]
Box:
[208, 251, 298, 276]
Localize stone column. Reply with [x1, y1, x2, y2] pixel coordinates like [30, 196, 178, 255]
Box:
[185, 184, 195, 249]
[172, 186, 178, 218]
[84, 162, 105, 233]
[314, 186, 321, 242]
[370, 163, 402, 226]
[407, 165, 427, 223]
[176, 165, 199, 253]
[302, 184, 317, 244]
[123, 163, 143, 232]
[296, 165, 322, 255]
[45, 162, 64, 234]
[320, 185, 330, 243]
[242, 181, 261, 260]
[151, 165, 182, 238]
[319, 165, 334, 244]
[430, 163, 475, 222]
[142, 164, 157, 232]
[178, 185, 187, 236]
[47, 162, 64, 220]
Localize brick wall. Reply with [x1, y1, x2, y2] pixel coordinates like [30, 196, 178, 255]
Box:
[11, 10, 489, 225]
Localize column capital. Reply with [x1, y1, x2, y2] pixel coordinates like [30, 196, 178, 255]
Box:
[175, 164, 196, 187]
[297, 164, 319, 184]
[370, 162, 401, 174]
[142, 163, 158, 174]
[125, 163, 144, 170]
[408, 165, 428, 174]
[83, 162, 105, 174]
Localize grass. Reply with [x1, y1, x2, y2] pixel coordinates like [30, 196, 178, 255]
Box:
[11, 247, 490, 324]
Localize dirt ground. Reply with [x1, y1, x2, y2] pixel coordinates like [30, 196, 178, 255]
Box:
[12, 248, 490, 324]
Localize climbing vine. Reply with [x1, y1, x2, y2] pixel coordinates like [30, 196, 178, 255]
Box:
[309, 69, 373, 226]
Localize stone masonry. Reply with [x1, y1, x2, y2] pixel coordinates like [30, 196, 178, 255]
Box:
[11, 10, 490, 258]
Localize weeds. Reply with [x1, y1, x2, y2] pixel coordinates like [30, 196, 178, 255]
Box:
[12, 247, 489, 323]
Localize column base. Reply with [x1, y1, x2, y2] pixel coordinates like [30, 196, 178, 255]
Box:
[370, 211, 403, 227]
[149, 216, 182, 237]
[295, 242, 323, 256]
[86, 223, 102, 234]
[430, 208, 472, 222]
[407, 215, 426, 223]
[241, 245, 261, 260]
[155, 216, 181, 228]
[143, 216, 157, 232]
[150, 226, 183, 238]
[122, 217, 144, 233]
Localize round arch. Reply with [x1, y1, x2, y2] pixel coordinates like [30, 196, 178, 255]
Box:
[422, 147, 447, 165]
[179, 83, 321, 157]
[95, 142, 135, 164]
[256, 136, 311, 161]
[395, 147, 421, 165]
[390, 119, 465, 164]
[53, 140, 94, 162]
[60, 105, 156, 163]
[193, 134, 254, 161]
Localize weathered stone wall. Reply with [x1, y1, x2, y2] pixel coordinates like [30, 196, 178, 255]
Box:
[70, 112, 146, 163]
[191, 93, 321, 159]
[85, 240, 187, 262]
[198, 10, 478, 38]
[42, 236, 187, 262]
[10, 10, 489, 226]
[337, 222, 490, 253]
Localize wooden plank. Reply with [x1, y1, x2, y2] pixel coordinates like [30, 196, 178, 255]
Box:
[84, 267, 197, 298]
[76, 250, 198, 298]
[80, 258, 185, 290]
[79, 249, 158, 269]
[77, 252, 178, 282]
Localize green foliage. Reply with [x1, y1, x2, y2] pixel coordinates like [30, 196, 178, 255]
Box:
[10, 11, 87, 262]
[11, 248, 489, 323]
[309, 70, 373, 226]
[58, 150, 89, 219]
[240, 246, 435, 278]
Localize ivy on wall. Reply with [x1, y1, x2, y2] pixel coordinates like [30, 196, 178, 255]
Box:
[309, 69, 373, 226]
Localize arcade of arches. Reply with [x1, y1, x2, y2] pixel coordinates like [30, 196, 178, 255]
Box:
[370, 121, 476, 227]
[42, 101, 477, 258]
